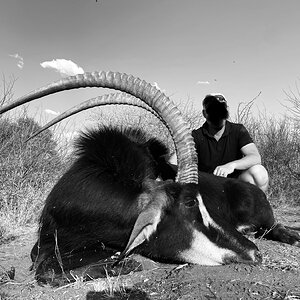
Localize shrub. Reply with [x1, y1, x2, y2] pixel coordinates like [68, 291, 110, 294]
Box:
[250, 116, 300, 206]
[0, 115, 65, 237]
[234, 101, 300, 206]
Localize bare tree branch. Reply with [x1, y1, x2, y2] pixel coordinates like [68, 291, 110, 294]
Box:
[0, 74, 17, 107]
[283, 81, 300, 120]
[235, 91, 262, 124]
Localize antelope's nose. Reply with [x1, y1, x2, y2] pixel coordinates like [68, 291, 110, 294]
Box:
[223, 249, 262, 265]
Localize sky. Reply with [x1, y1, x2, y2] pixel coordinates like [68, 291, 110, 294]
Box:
[1, 0, 300, 130]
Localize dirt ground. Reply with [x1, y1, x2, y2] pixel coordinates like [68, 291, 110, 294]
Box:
[0, 206, 299, 300]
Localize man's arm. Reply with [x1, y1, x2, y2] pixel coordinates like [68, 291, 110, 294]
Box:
[213, 143, 261, 177]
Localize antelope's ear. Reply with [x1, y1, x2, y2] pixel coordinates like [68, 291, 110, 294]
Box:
[119, 203, 162, 261]
[118, 188, 169, 262]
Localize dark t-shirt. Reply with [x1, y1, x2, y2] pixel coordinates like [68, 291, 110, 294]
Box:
[192, 121, 253, 178]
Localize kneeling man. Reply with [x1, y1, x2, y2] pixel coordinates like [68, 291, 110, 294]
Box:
[192, 94, 269, 192]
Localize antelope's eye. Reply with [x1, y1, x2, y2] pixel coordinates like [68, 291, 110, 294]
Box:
[184, 198, 198, 208]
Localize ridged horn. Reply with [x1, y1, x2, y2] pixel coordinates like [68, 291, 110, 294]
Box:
[0, 71, 198, 184]
[27, 92, 164, 141]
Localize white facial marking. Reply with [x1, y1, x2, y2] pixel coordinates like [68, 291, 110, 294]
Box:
[179, 229, 236, 265]
[188, 193, 255, 265]
[197, 193, 216, 228]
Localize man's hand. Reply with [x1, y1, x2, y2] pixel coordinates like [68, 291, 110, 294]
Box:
[213, 162, 236, 177]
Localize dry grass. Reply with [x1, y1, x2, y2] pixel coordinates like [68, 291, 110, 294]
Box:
[234, 99, 300, 206]
[0, 114, 68, 241]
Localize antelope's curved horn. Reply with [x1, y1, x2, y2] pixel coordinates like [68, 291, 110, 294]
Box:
[0, 71, 198, 184]
[27, 92, 164, 141]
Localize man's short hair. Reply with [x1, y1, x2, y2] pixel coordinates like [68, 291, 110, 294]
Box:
[203, 94, 227, 108]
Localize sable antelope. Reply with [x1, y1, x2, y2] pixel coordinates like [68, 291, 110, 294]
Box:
[0, 71, 299, 286]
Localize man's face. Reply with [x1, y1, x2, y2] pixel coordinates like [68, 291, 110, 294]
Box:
[203, 109, 226, 129]
[202, 98, 228, 129]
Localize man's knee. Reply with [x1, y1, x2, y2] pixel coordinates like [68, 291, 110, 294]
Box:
[238, 165, 269, 192]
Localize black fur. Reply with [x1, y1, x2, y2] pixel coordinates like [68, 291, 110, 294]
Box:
[31, 126, 177, 282]
[30, 126, 299, 286]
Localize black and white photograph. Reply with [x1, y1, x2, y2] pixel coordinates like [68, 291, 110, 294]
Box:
[0, 1, 299, 299]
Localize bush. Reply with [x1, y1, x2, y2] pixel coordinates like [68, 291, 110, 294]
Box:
[234, 101, 300, 206]
[249, 116, 300, 206]
[0, 115, 65, 237]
